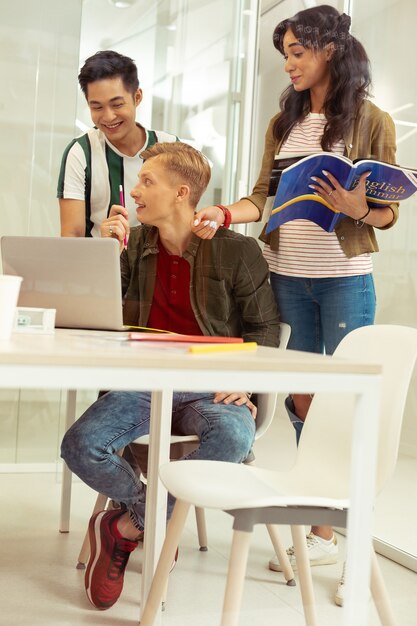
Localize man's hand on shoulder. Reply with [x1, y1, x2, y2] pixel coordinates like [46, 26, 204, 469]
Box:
[213, 391, 257, 419]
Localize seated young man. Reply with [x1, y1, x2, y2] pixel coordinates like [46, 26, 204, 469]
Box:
[61, 142, 280, 612]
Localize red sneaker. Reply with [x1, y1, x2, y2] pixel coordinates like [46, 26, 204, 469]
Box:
[85, 509, 139, 610]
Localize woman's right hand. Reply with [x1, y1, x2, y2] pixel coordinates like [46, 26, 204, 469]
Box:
[192, 205, 225, 240]
[100, 204, 130, 250]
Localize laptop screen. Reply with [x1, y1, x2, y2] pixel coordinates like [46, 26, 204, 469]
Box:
[0, 236, 125, 330]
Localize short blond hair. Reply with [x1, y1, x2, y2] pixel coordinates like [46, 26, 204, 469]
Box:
[141, 142, 211, 207]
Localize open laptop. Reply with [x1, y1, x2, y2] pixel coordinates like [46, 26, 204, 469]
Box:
[0, 236, 128, 330]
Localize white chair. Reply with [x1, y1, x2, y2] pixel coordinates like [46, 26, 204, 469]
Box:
[139, 324, 417, 626]
[76, 323, 292, 568]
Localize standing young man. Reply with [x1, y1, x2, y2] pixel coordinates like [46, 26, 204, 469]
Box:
[61, 142, 281, 612]
[57, 50, 178, 238]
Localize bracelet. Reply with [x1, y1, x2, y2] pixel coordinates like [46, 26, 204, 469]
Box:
[216, 204, 232, 229]
[355, 206, 371, 226]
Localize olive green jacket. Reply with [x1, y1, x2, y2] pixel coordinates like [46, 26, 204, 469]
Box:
[121, 225, 280, 347]
[245, 100, 398, 259]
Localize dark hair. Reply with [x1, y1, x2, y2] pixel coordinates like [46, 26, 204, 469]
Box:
[141, 142, 211, 207]
[78, 50, 139, 99]
[273, 5, 371, 150]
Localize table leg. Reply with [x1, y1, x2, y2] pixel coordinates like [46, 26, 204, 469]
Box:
[343, 379, 381, 626]
[140, 389, 174, 622]
[59, 389, 77, 533]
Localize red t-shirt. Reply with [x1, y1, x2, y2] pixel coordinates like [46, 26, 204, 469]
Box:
[147, 242, 203, 335]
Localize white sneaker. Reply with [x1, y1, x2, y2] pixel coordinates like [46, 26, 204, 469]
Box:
[269, 532, 338, 572]
[334, 561, 346, 606]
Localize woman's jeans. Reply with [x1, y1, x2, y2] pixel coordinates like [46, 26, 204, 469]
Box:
[61, 391, 255, 530]
[270, 272, 376, 441]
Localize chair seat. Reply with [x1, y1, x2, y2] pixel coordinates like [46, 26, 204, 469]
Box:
[160, 460, 349, 511]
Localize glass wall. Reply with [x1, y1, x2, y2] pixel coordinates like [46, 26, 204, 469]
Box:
[77, 0, 259, 208]
[0, 0, 83, 466]
[351, 0, 417, 455]
[351, 0, 417, 571]
[0, 0, 82, 240]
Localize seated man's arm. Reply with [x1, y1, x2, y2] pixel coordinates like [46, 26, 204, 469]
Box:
[59, 198, 86, 237]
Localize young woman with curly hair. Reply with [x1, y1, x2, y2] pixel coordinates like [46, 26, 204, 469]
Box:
[193, 5, 398, 603]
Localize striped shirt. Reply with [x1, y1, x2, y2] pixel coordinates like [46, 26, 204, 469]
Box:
[263, 113, 373, 277]
[57, 125, 178, 237]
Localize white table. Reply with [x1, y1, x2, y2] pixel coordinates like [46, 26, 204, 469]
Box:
[0, 328, 381, 626]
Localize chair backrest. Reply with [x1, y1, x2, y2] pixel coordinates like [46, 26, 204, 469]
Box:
[294, 325, 417, 497]
[254, 322, 291, 440]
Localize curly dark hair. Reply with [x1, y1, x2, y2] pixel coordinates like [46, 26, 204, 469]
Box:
[78, 50, 139, 99]
[273, 5, 371, 151]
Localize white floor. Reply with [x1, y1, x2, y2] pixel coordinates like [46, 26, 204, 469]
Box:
[2, 409, 417, 626]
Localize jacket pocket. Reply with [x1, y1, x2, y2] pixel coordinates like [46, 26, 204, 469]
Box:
[198, 276, 231, 325]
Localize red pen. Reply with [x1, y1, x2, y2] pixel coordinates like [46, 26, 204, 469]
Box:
[119, 184, 128, 249]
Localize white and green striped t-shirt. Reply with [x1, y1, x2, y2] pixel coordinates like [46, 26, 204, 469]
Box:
[57, 125, 179, 237]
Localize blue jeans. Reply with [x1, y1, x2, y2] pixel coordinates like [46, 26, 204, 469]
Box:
[270, 273, 376, 355]
[270, 273, 376, 438]
[61, 391, 255, 530]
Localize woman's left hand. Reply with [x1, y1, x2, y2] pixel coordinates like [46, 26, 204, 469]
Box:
[213, 392, 257, 419]
[309, 169, 371, 221]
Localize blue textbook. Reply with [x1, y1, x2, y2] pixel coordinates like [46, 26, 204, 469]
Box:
[265, 152, 417, 234]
